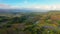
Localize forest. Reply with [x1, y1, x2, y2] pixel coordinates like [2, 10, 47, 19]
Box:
[0, 11, 60, 34]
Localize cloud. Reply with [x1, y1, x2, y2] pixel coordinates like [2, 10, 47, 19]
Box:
[0, 4, 21, 9]
[25, 5, 60, 10]
[0, 4, 60, 10]
[0, 4, 10, 8]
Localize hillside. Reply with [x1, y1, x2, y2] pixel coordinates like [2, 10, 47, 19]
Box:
[0, 10, 60, 34]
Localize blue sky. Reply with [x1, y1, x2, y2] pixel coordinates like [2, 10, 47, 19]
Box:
[0, 0, 60, 10]
[0, 0, 60, 5]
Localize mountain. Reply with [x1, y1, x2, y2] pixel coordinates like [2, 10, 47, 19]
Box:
[0, 8, 48, 13]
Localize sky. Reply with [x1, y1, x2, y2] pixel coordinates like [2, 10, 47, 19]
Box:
[0, 0, 60, 10]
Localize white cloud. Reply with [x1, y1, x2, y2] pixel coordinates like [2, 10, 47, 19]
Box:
[25, 5, 60, 10]
[0, 4, 60, 10]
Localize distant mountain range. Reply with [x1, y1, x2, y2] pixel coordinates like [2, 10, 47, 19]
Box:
[0, 9, 48, 13]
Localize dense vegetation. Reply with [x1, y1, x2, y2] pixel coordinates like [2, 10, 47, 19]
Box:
[0, 11, 60, 34]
